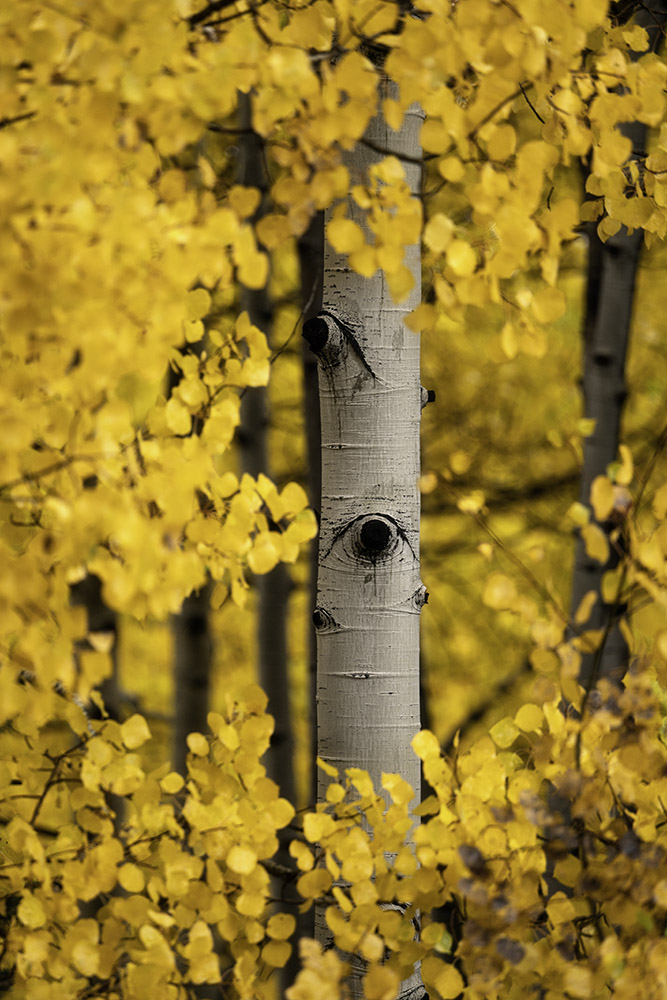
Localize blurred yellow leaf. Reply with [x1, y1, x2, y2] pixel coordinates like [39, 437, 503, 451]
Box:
[120, 714, 151, 750]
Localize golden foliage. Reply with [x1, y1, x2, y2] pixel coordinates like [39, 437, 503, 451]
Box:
[4, 0, 667, 997]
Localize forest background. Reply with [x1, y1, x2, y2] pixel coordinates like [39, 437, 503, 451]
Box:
[5, 1, 667, 999]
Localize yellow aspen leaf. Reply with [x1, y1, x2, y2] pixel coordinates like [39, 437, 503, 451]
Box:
[598, 216, 622, 241]
[424, 213, 454, 254]
[218, 723, 240, 751]
[500, 321, 518, 360]
[377, 243, 404, 273]
[71, 938, 100, 977]
[582, 523, 610, 563]
[487, 125, 516, 161]
[449, 451, 471, 475]
[387, 264, 415, 302]
[261, 939, 291, 968]
[289, 840, 314, 872]
[590, 475, 615, 521]
[18, 893, 46, 929]
[514, 703, 543, 733]
[412, 730, 440, 760]
[231, 576, 249, 608]
[228, 185, 261, 220]
[483, 573, 517, 610]
[421, 922, 453, 954]
[189, 952, 220, 985]
[185, 288, 212, 321]
[160, 771, 184, 794]
[446, 239, 477, 277]
[419, 472, 438, 494]
[349, 246, 378, 277]
[165, 397, 192, 435]
[363, 962, 399, 998]
[564, 965, 593, 998]
[421, 956, 464, 999]
[186, 732, 209, 756]
[238, 252, 269, 290]
[184, 320, 204, 344]
[531, 286, 566, 323]
[439, 156, 465, 182]
[119, 864, 145, 893]
[303, 812, 336, 842]
[332, 886, 353, 912]
[577, 416, 600, 444]
[248, 533, 281, 574]
[567, 501, 590, 527]
[370, 155, 404, 184]
[297, 868, 332, 898]
[327, 217, 365, 253]
[574, 589, 597, 626]
[457, 491, 485, 514]
[256, 213, 291, 249]
[267, 913, 296, 940]
[240, 683, 268, 714]
[348, 768, 375, 797]
[615, 443, 633, 485]
[383, 98, 403, 131]
[381, 772, 414, 805]
[342, 853, 373, 883]
[326, 782, 346, 804]
[406, 303, 437, 332]
[421, 118, 449, 153]
[490, 717, 519, 748]
[316, 756, 339, 778]
[197, 155, 216, 189]
[120, 714, 151, 750]
[279, 481, 309, 516]
[227, 845, 257, 876]
[575, 0, 608, 30]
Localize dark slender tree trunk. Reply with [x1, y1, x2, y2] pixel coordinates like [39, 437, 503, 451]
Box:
[297, 211, 323, 806]
[171, 584, 213, 774]
[570, 3, 667, 689]
[237, 94, 295, 806]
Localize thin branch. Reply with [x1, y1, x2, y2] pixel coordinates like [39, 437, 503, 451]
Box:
[519, 82, 545, 124]
[0, 112, 36, 130]
[189, 0, 238, 28]
[360, 134, 433, 165]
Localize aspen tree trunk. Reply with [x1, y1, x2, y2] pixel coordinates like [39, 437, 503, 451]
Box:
[238, 95, 296, 806]
[304, 98, 426, 999]
[297, 212, 324, 805]
[172, 584, 213, 775]
[570, 3, 667, 690]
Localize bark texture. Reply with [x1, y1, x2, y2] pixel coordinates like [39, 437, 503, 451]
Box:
[305, 102, 424, 801]
[304, 99, 426, 1000]
[570, 3, 667, 689]
[305, 102, 424, 803]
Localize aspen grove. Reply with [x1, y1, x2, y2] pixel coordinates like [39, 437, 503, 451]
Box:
[4, 2, 667, 999]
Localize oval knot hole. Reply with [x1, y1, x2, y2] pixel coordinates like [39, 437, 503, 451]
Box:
[359, 518, 391, 554]
[303, 317, 329, 354]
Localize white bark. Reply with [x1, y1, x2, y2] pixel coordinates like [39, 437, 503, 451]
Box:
[306, 101, 424, 803]
[304, 97, 426, 1000]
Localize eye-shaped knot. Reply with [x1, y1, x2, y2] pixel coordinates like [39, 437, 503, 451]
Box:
[312, 607, 339, 633]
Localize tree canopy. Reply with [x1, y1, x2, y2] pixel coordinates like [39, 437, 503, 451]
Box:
[4, 1, 667, 998]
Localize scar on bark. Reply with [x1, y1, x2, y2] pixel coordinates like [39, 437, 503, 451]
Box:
[303, 309, 377, 379]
